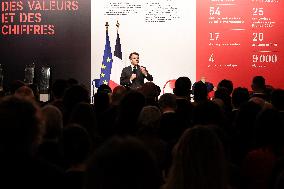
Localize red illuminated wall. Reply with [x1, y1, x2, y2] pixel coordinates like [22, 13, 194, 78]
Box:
[197, 0, 284, 89]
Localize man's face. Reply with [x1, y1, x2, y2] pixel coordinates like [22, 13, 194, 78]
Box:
[130, 54, 139, 66]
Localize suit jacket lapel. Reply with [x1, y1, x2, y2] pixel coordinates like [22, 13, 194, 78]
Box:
[127, 66, 132, 74]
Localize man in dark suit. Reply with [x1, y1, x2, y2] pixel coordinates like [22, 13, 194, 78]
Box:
[120, 52, 153, 89]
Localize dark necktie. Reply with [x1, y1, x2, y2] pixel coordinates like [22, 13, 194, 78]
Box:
[133, 66, 137, 74]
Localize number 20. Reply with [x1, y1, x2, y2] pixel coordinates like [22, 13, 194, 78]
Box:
[253, 33, 264, 42]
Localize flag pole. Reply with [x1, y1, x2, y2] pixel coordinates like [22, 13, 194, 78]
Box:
[93, 21, 111, 103]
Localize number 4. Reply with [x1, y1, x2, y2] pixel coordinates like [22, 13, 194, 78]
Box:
[209, 54, 215, 62]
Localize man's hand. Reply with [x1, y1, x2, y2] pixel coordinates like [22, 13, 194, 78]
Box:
[130, 73, 137, 81]
[140, 66, 148, 76]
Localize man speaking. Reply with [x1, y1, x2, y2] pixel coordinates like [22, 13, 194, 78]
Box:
[120, 52, 153, 89]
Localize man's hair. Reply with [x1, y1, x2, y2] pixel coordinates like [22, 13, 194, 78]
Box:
[52, 79, 68, 99]
[85, 136, 160, 189]
[129, 52, 139, 59]
[252, 76, 265, 89]
[232, 87, 249, 108]
[158, 93, 177, 110]
[0, 96, 42, 155]
[217, 79, 233, 95]
[97, 84, 112, 94]
[173, 77, 192, 97]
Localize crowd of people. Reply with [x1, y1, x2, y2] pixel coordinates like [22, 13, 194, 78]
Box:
[0, 75, 284, 189]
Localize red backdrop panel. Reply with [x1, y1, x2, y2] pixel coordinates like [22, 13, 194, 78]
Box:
[197, 0, 284, 89]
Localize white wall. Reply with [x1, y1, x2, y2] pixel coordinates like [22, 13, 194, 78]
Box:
[91, 0, 196, 92]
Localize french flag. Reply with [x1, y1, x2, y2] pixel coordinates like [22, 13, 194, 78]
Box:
[109, 26, 124, 90]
